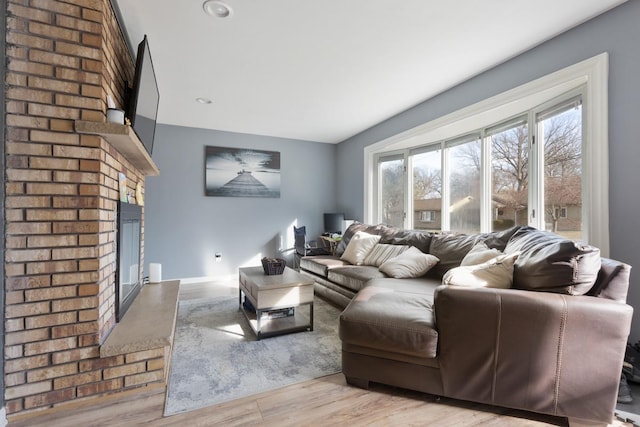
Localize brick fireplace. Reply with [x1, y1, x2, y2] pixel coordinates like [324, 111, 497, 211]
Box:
[4, 0, 168, 416]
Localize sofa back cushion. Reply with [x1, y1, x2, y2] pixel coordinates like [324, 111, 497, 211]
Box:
[428, 226, 522, 278]
[382, 229, 433, 254]
[336, 222, 433, 257]
[504, 227, 601, 295]
[428, 233, 480, 278]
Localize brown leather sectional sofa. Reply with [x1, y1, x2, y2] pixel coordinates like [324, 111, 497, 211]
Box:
[299, 223, 633, 425]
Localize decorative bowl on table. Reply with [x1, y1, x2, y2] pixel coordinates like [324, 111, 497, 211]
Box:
[261, 257, 286, 275]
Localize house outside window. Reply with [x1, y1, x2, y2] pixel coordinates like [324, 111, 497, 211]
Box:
[419, 210, 436, 222]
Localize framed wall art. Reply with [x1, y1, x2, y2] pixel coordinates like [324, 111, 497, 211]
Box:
[205, 146, 281, 198]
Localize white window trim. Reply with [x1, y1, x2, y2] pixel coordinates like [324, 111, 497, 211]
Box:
[364, 53, 609, 256]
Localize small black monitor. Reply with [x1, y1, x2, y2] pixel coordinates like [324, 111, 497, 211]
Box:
[324, 213, 345, 234]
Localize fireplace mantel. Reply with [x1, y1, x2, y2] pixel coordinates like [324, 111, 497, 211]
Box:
[75, 120, 160, 176]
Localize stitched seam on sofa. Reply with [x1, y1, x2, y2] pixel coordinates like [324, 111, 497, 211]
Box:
[553, 296, 568, 415]
[491, 292, 502, 404]
[344, 318, 437, 335]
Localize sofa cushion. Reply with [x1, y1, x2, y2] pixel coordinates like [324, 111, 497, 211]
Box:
[363, 244, 409, 267]
[428, 226, 523, 278]
[428, 233, 479, 277]
[461, 242, 502, 266]
[366, 276, 442, 297]
[443, 252, 520, 289]
[339, 285, 438, 359]
[379, 247, 439, 279]
[328, 266, 386, 292]
[504, 227, 601, 295]
[382, 229, 433, 254]
[481, 226, 523, 251]
[340, 231, 381, 266]
[299, 255, 349, 278]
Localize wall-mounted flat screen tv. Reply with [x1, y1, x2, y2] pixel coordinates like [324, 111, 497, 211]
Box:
[128, 35, 159, 156]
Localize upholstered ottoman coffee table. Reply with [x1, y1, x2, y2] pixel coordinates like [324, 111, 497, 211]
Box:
[238, 266, 314, 339]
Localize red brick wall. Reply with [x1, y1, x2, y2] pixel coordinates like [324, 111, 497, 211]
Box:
[4, 0, 160, 415]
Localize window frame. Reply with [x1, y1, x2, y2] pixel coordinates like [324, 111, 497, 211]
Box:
[364, 53, 609, 256]
[374, 151, 407, 228]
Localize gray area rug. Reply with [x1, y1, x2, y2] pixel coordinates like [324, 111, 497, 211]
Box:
[164, 295, 342, 415]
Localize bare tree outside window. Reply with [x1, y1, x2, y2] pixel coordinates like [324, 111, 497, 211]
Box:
[412, 150, 441, 231]
[541, 105, 582, 239]
[379, 158, 404, 228]
[490, 123, 529, 231]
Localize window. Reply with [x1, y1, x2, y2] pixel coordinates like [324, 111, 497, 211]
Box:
[376, 154, 405, 228]
[537, 98, 582, 240]
[489, 118, 528, 232]
[411, 146, 441, 231]
[364, 54, 608, 254]
[419, 210, 436, 222]
[447, 135, 481, 234]
[374, 94, 582, 237]
[555, 207, 568, 219]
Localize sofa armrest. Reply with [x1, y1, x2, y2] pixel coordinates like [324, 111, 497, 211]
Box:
[434, 285, 633, 423]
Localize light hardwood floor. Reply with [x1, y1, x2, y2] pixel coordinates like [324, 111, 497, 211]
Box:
[8, 280, 632, 427]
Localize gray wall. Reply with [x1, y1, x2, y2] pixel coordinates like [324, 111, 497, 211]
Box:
[145, 124, 336, 280]
[336, 1, 640, 341]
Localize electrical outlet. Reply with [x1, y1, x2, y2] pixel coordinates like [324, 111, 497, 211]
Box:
[215, 253, 222, 262]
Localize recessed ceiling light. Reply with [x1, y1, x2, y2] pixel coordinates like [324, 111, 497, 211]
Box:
[196, 97, 212, 104]
[203, 1, 233, 18]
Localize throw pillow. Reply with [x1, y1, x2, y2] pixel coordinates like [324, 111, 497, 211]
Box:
[340, 231, 381, 266]
[461, 242, 503, 266]
[363, 244, 410, 267]
[334, 221, 366, 257]
[442, 252, 520, 289]
[378, 246, 440, 279]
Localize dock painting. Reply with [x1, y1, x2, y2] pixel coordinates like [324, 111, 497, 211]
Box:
[205, 146, 281, 198]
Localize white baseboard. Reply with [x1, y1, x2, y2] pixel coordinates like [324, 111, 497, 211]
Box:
[178, 275, 237, 285]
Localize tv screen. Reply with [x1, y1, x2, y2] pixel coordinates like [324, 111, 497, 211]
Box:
[128, 35, 159, 156]
[324, 213, 345, 234]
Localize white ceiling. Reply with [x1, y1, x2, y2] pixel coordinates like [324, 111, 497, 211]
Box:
[113, 0, 626, 144]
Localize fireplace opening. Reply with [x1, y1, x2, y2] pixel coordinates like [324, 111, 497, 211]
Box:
[116, 202, 143, 321]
